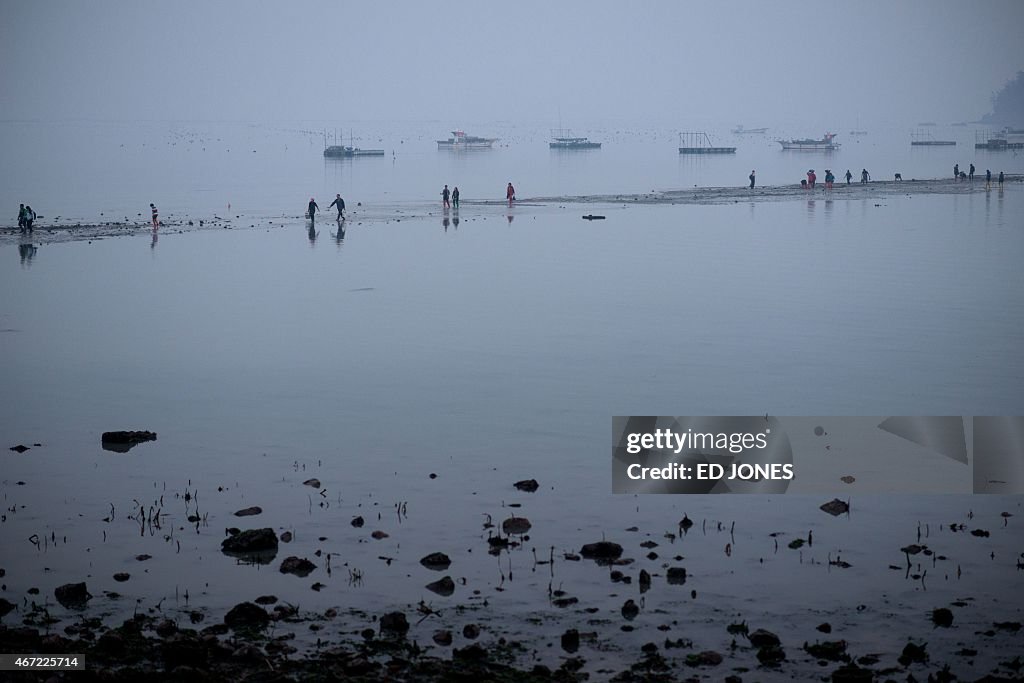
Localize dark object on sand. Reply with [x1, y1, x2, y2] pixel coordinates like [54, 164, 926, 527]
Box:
[748, 629, 781, 649]
[221, 528, 279, 554]
[233, 506, 262, 517]
[561, 628, 580, 653]
[54, 582, 91, 609]
[302, 478, 321, 488]
[513, 479, 540, 492]
[279, 556, 316, 577]
[820, 499, 850, 516]
[897, 641, 928, 666]
[425, 576, 455, 597]
[380, 611, 409, 636]
[666, 567, 688, 585]
[9, 444, 30, 453]
[223, 602, 270, 629]
[101, 430, 157, 452]
[580, 541, 623, 561]
[351, 516, 365, 528]
[0, 598, 15, 617]
[582, 214, 606, 220]
[502, 516, 531, 535]
[113, 573, 130, 582]
[931, 607, 954, 627]
[830, 663, 875, 682]
[621, 599, 639, 620]
[420, 552, 452, 570]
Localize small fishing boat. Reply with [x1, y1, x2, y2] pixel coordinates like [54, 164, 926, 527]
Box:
[779, 133, 840, 151]
[436, 130, 498, 149]
[323, 145, 385, 157]
[549, 129, 601, 149]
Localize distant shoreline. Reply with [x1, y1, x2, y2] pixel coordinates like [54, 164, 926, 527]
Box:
[2, 176, 1018, 246]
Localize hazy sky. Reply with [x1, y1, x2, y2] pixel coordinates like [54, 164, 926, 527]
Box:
[2, 1, 1022, 126]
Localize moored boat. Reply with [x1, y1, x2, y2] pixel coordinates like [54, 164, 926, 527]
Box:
[324, 145, 385, 157]
[779, 133, 839, 151]
[732, 125, 768, 134]
[437, 131, 498, 149]
[549, 128, 601, 149]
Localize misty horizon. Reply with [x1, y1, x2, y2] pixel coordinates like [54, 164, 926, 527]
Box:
[2, 1, 1023, 127]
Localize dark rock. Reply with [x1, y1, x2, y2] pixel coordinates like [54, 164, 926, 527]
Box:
[640, 540, 658, 548]
[757, 645, 786, 664]
[161, 632, 204, 668]
[553, 596, 578, 608]
[223, 602, 269, 629]
[113, 572, 130, 582]
[454, 643, 487, 661]
[221, 528, 279, 554]
[254, 595, 278, 605]
[970, 528, 990, 537]
[371, 530, 389, 539]
[686, 650, 723, 667]
[639, 569, 652, 593]
[804, 640, 847, 661]
[425, 576, 455, 597]
[897, 641, 928, 666]
[155, 619, 177, 638]
[820, 499, 849, 516]
[831, 663, 874, 682]
[0, 598, 15, 617]
[302, 478, 321, 488]
[817, 622, 832, 633]
[514, 479, 540, 492]
[54, 582, 91, 608]
[233, 506, 262, 517]
[135, 554, 152, 561]
[580, 541, 623, 561]
[420, 552, 452, 570]
[462, 623, 480, 639]
[379, 611, 409, 636]
[901, 544, 924, 555]
[666, 567, 687, 585]
[502, 516, 531, 535]
[100, 430, 157, 452]
[279, 556, 316, 577]
[9, 445, 29, 453]
[621, 599, 639, 620]
[932, 607, 954, 627]
[280, 531, 293, 543]
[561, 628, 579, 653]
[361, 628, 375, 640]
[433, 629, 453, 646]
[748, 629, 781, 649]
[351, 516, 365, 528]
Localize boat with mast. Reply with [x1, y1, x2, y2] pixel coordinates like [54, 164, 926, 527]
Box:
[323, 129, 384, 157]
[549, 128, 601, 149]
[779, 132, 840, 151]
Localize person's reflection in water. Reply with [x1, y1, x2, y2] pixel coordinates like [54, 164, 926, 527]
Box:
[507, 212, 514, 225]
[308, 223, 318, 245]
[452, 214, 459, 229]
[151, 227, 158, 250]
[333, 221, 346, 248]
[442, 215, 450, 232]
[18, 243, 38, 266]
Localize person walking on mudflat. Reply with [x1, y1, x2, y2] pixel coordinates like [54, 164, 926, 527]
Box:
[452, 186, 460, 208]
[845, 169, 852, 185]
[329, 193, 345, 219]
[24, 205, 36, 233]
[441, 184, 450, 209]
[307, 197, 319, 222]
[150, 203, 159, 228]
[953, 163, 959, 181]
[861, 169, 870, 183]
[998, 171, 1004, 188]
[986, 169, 991, 190]
[969, 163, 975, 181]
[18, 204, 26, 232]
[506, 182, 515, 206]
[748, 170, 755, 189]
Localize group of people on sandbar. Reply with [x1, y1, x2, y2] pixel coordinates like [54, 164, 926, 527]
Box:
[305, 194, 346, 222]
[17, 204, 37, 233]
[953, 163, 1004, 190]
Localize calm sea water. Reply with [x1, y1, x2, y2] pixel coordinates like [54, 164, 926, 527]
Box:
[1, 121, 1023, 677]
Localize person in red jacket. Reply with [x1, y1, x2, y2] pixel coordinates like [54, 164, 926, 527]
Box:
[506, 182, 516, 206]
[807, 170, 816, 189]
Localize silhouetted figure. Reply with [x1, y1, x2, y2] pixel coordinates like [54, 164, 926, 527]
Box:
[894, 173, 903, 181]
[307, 197, 319, 222]
[800, 179, 808, 190]
[441, 184, 450, 209]
[953, 163, 959, 181]
[506, 182, 516, 206]
[452, 186, 460, 208]
[845, 169, 852, 184]
[998, 171, 1004, 187]
[861, 169, 870, 183]
[150, 203, 158, 228]
[17, 204, 26, 232]
[329, 194, 345, 219]
[969, 163, 975, 181]
[985, 169, 991, 189]
[749, 170, 755, 189]
[24, 205, 36, 232]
